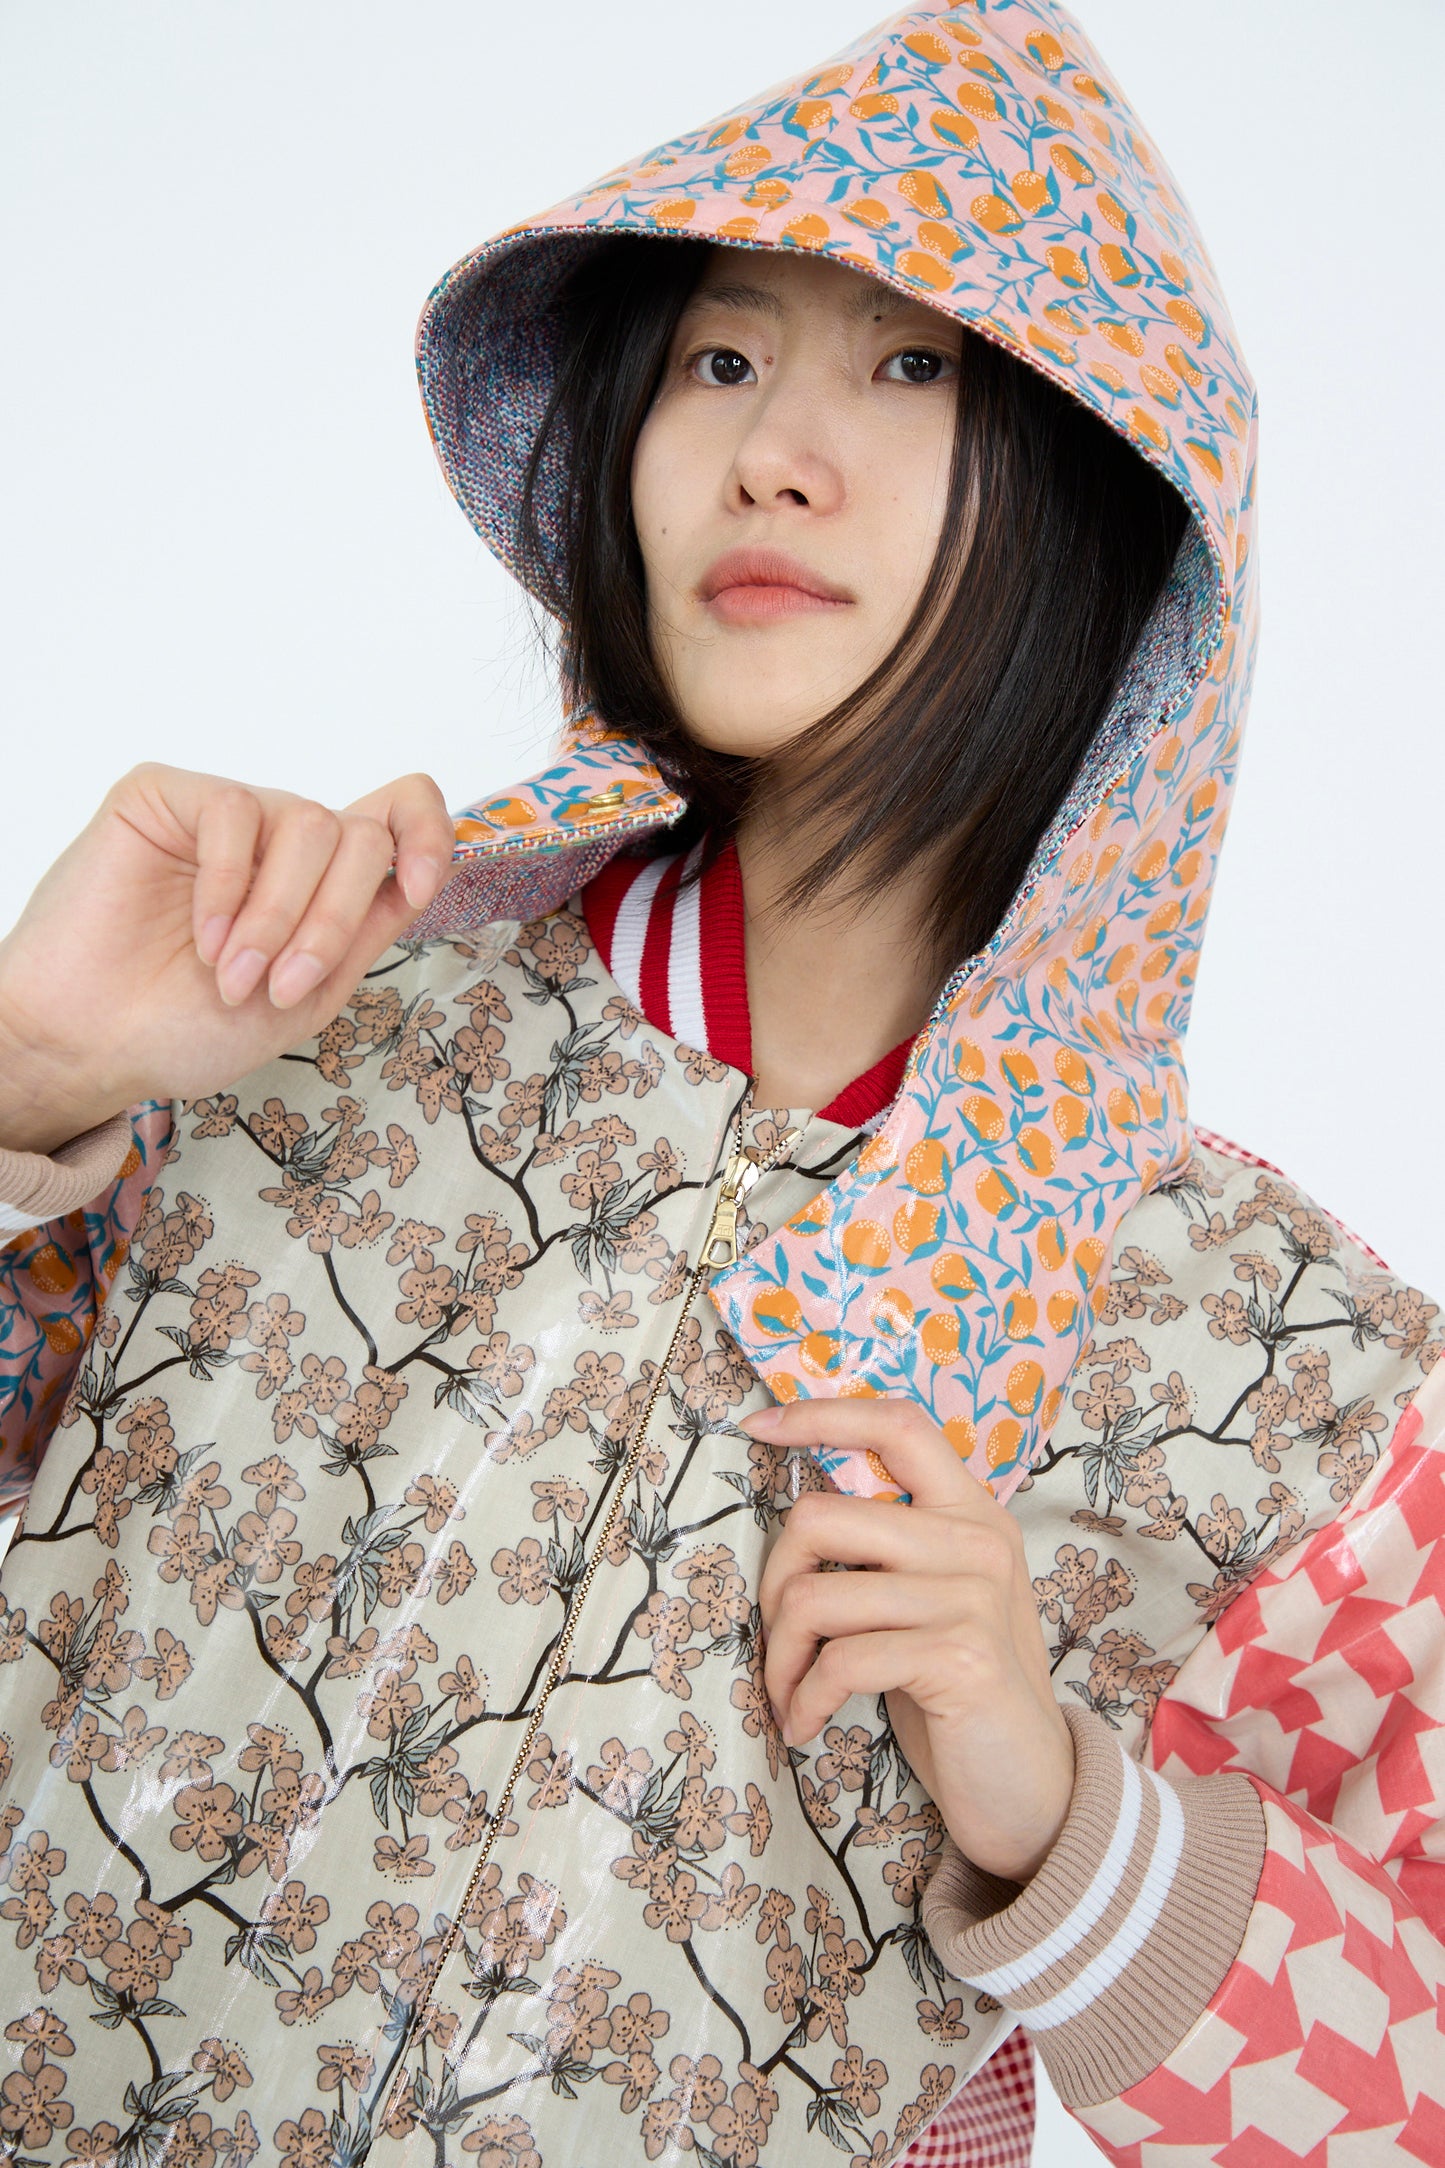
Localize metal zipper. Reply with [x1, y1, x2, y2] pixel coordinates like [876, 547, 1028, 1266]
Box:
[375, 1092, 799, 2130]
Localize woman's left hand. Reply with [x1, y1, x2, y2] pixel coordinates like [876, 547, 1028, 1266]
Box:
[746, 1396, 1075, 1885]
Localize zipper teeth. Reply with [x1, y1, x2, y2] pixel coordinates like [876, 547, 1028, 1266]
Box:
[382, 1255, 710, 2102]
[380, 1091, 791, 2118]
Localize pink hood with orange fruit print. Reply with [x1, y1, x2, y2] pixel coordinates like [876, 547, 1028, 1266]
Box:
[405, 0, 1258, 1502]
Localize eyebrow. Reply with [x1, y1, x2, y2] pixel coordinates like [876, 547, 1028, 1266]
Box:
[681, 277, 928, 325]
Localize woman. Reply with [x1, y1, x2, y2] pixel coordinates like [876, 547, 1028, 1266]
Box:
[0, 2, 1440, 2162]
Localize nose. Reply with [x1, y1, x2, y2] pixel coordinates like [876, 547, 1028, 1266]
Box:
[726, 371, 846, 517]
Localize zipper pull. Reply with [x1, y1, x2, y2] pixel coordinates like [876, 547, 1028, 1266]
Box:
[700, 1125, 802, 1273]
[701, 1148, 758, 1273]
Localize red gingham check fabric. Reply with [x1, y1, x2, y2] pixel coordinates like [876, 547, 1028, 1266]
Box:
[900, 2028, 1036, 2166]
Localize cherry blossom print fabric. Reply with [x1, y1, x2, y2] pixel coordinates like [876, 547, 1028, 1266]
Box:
[0, 915, 1021, 2159]
[0, 897, 1438, 2161]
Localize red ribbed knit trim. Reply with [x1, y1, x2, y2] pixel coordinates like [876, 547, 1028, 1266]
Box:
[581, 848, 641, 969]
[638, 853, 686, 1033]
[817, 1037, 914, 1128]
[580, 837, 912, 1129]
[698, 839, 752, 1076]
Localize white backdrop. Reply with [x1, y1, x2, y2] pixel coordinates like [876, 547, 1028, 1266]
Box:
[3, 5, 1442, 2157]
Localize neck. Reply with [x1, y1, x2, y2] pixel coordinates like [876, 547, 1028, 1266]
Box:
[735, 809, 942, 1112]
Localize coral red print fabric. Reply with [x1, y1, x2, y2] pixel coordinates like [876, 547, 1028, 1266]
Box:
[0, 0, 1441, 2161]
[1068, 1353, 1445, 2162]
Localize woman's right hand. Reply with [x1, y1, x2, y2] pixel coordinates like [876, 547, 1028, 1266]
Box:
[0, 761, 459, 1156]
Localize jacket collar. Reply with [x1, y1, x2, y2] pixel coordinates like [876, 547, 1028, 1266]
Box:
[577, 831, 913, 1131]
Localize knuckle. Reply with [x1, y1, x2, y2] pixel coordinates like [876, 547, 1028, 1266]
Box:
[970, 1527, 1016, 1581]
[944, 1634, 987, 1684]
[110, 759, 171, 810]
[288, 907, 352, 960]
[780, 1573, 825, 1626]
[774, 1576, 807, 1626]
[290, 801, 343, 848]
[815, 1639, 848, 1688]
[762, 1533, 797, 1581]
[210, 781, 255, 812]
[788, 1491, 830, 1538]
[230, 905, 294, 950]
[199, 860, 255, 895]
[343, 813, 393, 857]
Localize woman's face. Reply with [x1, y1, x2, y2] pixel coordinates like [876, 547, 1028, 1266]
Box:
[630, 248, 965, 757]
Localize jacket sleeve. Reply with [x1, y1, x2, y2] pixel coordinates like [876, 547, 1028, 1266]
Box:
[921, 1351, 1445, 2163]
[0, 1102, 173, 1534]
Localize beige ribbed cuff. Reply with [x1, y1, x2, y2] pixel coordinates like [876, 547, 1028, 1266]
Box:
[920, 1701, 1266, 2109]
[0, 1110, 135, 1236]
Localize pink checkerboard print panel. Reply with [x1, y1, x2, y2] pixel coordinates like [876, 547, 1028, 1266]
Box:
[1071, 1361, 1445, 2162]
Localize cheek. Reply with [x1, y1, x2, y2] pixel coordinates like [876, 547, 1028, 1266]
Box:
[866, 429, 957, 613]
[629, 422, 664, 568]
[630, 410, 699, 591]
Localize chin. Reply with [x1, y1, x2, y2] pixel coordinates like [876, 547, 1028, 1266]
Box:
[673, 669, 867, 759]
[677, 707, 821, 760]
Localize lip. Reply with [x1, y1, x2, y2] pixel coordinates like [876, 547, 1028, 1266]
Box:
[698, 546, 854, 625]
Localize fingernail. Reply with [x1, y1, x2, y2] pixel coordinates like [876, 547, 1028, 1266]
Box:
[397, 853, 443, 910]
[270, 951, 325, 1008]
[745, 1406, 783, 1434]
[780, 1719, 795, 1748]
[217, 949, 267, 1006]
[197, 914, 232, 967]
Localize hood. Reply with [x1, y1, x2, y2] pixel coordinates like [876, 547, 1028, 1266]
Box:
[406, 0, 1259, 1506]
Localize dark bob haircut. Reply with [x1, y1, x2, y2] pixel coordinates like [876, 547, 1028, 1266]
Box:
[517, 234, 1191, 985]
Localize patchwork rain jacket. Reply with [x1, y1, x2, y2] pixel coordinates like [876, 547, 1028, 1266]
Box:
[1, 2, 1441, 2163]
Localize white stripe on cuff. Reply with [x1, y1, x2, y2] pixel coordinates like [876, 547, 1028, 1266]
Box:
[1021, 1772, 1186, 2032]
[966, 1744, 1145, 1998]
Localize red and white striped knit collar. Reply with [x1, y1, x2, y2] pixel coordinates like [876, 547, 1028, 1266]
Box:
[580, 835, 914, 1131]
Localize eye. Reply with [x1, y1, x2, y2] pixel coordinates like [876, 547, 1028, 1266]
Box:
[878, 348, 957, 385]
[690, 347, 757, 388]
